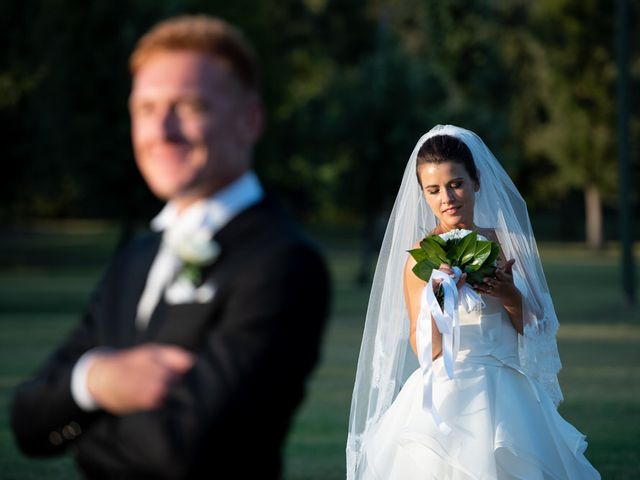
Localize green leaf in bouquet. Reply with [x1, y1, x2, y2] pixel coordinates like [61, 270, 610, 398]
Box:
[420, 236, 448, 265]
[467, 241, 492, 270]
[444, 241, 460, 264]
[481, 265, 497, 281]
[451, 231, 478, 265]
[420, 235, 447, 256]
[435, 284, 444, 311]
[430, 235, 447, 248]
[464, 262, 481, 273]
[466, 264, 497, 285]
[182, 263, 201, 285]
[465, 270, 483, 285]
[412, 260, 435, 282]
[486, 242, 501, 266]
[408, 248, 429, 263]
[414, 255, 440, 271]
[459, 242, 479, 265]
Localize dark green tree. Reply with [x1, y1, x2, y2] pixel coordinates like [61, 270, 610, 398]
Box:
[506, 0, 640, 247]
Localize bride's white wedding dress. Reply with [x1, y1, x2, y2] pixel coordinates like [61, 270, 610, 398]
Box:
[363, 295, 600, 480]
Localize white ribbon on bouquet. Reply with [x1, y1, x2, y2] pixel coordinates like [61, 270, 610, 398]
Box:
[415, 266, 484, 434]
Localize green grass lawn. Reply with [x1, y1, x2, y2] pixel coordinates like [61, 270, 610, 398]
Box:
[1, 225, 638, 479]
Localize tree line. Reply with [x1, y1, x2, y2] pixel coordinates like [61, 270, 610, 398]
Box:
[1, 0, 638, 248]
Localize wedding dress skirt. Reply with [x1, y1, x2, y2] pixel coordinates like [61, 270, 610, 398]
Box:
[363, 296, 600, 480]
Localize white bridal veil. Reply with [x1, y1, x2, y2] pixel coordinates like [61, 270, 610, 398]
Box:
[346, 125, 563, 479]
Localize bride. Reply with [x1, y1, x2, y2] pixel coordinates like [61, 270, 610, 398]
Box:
[346, 125, 600, 479]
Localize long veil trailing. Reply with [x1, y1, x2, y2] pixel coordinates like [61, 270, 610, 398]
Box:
[346, 125, 563, 479]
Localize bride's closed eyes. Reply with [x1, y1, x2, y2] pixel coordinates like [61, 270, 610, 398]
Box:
[425, 178, 465, 195]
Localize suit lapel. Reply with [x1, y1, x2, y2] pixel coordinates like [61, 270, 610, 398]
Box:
[140, 262, 224, 348]
[137, 199, 273, 347]
[113, 233, 162, 347]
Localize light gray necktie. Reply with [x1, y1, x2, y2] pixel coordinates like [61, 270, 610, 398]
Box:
[135, 240, 181, 330]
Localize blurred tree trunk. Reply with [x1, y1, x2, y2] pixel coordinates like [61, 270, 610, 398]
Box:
[584, 184, 603, 250]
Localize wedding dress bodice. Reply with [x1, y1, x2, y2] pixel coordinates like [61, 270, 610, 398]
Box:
[454, 295, 519, 369]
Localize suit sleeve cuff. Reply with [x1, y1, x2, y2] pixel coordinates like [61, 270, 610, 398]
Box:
[71, 348, 110, 411]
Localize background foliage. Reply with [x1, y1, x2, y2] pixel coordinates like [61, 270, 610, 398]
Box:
[1, 0, 638, 245]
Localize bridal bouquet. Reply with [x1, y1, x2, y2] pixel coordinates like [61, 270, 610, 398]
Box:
[409, 229, 500, 306]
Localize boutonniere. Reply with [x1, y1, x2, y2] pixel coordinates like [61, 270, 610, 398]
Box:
[165, 227, 221, 286]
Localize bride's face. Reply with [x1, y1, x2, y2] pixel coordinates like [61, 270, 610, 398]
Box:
[418, 160, 479, 231]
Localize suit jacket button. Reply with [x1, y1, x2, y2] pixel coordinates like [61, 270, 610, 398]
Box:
[49, 431, 63, 445]
[69, 421, 82, 436]
[62, 424, 76, 440]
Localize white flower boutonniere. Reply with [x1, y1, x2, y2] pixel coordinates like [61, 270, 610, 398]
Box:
[165, 227, 221, 286]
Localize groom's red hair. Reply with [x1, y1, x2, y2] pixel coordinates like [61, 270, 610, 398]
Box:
[129, 15, 259, 91]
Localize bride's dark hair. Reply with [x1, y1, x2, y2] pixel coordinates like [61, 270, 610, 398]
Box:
[416, 134, 479, 186]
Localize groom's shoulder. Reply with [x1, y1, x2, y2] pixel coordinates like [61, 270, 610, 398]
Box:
[107, 231, 161, 266]
[251, 198, 320, 251]
[115, 230, 160, 253]
[227, 196, 301, 243]
[230, 197, 325, 266]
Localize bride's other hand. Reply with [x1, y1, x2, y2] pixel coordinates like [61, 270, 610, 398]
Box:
[473, 258, 516, 299]
[474, 259, 523, 333]
[495, 258, 516, 292]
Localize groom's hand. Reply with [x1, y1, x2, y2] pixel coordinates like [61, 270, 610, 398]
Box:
[87, 344, 195, 415]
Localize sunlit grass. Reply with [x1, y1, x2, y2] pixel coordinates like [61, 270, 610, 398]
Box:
[1, 225, 638, 479]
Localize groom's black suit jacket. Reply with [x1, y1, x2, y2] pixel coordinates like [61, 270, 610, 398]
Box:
[11, 198, 330, 479]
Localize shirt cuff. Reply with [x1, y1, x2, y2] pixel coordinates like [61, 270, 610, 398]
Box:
[70, 349, 109, 411]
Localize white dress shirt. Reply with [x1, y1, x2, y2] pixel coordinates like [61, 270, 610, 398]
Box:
[71, 171, 264, 411]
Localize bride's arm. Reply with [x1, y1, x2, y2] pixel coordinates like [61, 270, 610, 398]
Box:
[403, 252, 442, 360]
[474, 230, 524, 334]
[495, 261, 524, 334]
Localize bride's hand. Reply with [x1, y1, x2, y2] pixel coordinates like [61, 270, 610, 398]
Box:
[435, 263, 467, 293]
[474, 259, 517, 299]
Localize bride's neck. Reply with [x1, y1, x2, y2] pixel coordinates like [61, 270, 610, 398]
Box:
[434, 222, 478, 234]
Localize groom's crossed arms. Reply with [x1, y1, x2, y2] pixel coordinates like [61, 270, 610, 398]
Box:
[11, 216, 329, 478]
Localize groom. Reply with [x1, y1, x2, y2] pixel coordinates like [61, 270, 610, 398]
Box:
[11, 15, 330, 479]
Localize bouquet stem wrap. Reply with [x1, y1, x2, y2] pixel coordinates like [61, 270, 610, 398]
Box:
[416, 266, 484, 434]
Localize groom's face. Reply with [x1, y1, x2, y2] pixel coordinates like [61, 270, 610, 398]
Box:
[129, 50, 262, 206]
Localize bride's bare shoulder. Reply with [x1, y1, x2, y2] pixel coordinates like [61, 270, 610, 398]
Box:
[404, 240, 420, 270]
[404, 241, 426, 290]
